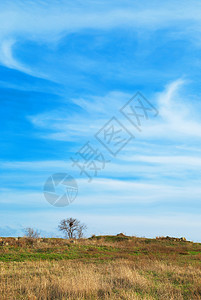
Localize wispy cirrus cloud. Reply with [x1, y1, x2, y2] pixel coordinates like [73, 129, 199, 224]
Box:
[141, 79, 201, 140]
[1, 1, 201, 75]
[0, 39, 32, 74]
[1, 1, 201, 38]
[28, 79, 201, 142]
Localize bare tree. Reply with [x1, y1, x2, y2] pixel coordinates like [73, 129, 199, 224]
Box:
[77, 223, 87, 239]
[24, 227, 40, 239]
[58, 218, 87, 239]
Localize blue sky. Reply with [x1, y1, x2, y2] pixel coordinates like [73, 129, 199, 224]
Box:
[1, 0, 201, 241]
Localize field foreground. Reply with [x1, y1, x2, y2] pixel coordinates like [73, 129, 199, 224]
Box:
[0, 235, 201, 299]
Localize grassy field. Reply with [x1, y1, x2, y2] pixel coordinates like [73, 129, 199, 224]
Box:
[0, 235, 201, 299]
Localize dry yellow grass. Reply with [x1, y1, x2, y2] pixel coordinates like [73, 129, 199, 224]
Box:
[0, 258, 201, 299]
[0, 236, 201, 299]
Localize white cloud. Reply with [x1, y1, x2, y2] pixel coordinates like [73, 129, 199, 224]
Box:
[28, 91, 129, 141]
[0, 38, 50, 78]
[141, 79, 201, 139]
[0, 39, 32, 74]
[0, 160, 68, 170]
[1, 1, 201, 73]
[0, 1, 201, 39]
[28, 78, 201, 143]
[1, 173, 201, 208]
[121, 155, 201, 166]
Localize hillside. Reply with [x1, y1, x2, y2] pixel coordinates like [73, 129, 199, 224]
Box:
[0, 235, 201, 299]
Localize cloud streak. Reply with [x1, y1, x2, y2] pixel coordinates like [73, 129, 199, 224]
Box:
[1, 1, 201, 74]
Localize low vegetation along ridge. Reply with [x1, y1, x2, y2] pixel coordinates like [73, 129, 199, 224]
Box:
[0, 234, 201, 299]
